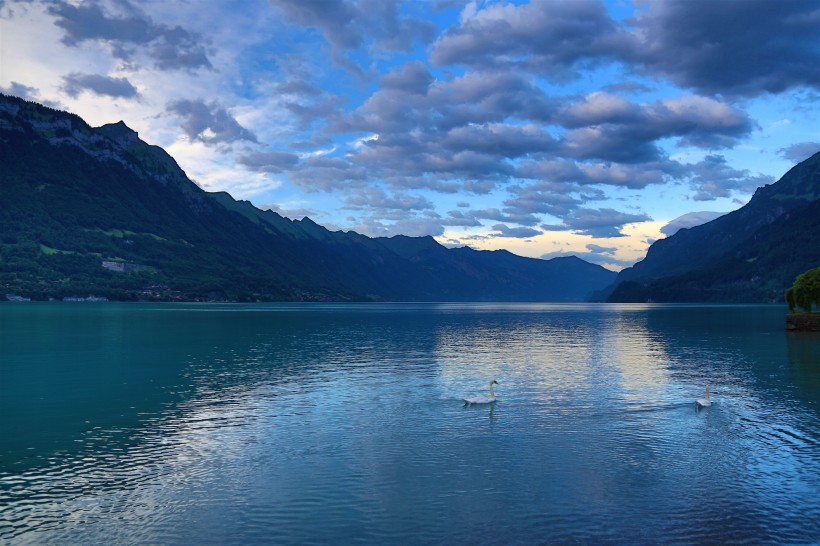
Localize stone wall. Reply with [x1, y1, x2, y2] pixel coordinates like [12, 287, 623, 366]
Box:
[786, 313, 820, 332]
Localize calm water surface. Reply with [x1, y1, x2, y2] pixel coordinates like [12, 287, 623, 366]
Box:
[1, 303, 819, 544]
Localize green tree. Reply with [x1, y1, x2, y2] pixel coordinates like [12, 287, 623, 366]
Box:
[786, 267, 820, 313]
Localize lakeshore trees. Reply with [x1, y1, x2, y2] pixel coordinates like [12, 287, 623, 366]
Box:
[786, 267, 820, 313]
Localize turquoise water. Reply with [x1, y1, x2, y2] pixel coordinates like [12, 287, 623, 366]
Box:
[1, 302, 819, 544]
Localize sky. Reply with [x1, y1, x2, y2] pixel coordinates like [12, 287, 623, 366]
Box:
[1, 0, 819, 270]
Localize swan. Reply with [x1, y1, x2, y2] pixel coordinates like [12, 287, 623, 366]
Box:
[696, 384, 712, 408]
[464, 380, 498, 405]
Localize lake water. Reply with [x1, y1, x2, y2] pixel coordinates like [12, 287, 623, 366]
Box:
[1, 302, 819, 544]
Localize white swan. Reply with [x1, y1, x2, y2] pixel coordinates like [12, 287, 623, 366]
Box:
[464, 380, 498, 405]
[696, 384, 712, 408]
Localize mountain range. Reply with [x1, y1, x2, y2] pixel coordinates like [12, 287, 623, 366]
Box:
[0, 94, 615, 302]
[605, 151, 820, 302]
[2, 94, 817, 304]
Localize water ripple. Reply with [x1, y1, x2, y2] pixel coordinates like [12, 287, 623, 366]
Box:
[2, 303, 819, 544]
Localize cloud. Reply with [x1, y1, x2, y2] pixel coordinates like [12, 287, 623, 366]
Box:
[683, 155, 774, 201]
[281, 73, 757, 233]
[344, 187, 434, 211]
[542, 207, 652, 238]
[430, 0, 820, 98]
[660, 211, 724, 236]
[441, 123, 555, 158]
[237, 150, 300, 173]
[288, 156, 369, 192]
[500, 181, 586, 219]
[489, 224, 542, 239]
[430, 0, 634, 80]
[585, 243, 617, 254]
[380, 60, 434, 95]
[555, 94, 755, 162]
[61, 73, 139, 99]
[778, 142, 820, 163]
[47, 0, 212, 71]
[467, 207, 540, 228]
[269, 0, 359, 49]
[442, 210, 482, 227]
[630, 0, 820, 97]
[269, 0, 436, 54]
[167, 99, 257, 145]
[334, 79, 753, 198]
[517, 159, 669, 190]
[348, 213, 445, 238]
[0, 81, 63, 108]
[285, 95, 343, 129]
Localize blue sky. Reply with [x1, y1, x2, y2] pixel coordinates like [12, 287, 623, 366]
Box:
[2, 0, 819, 270]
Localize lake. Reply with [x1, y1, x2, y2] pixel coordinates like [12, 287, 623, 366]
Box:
[1, 302, 819, 544]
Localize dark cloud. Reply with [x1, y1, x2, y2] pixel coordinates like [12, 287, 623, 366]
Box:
[631, 0, 820, 97]
[556, 92, 641, 128]
[348, 214, 445, 238]
[237, 150, 300, 173]
[269, 0, 358, 49]
[660, 211, 723, 236]
[602, 81, 654, 94]
[489, 224, 542, 239]
[430, 0, 820, 98]
[560, 126, 662, 163]
[344, 187, 434, 211]
[542, 207, 652, 238]
[48, 0, 211, 71]
[166, 99, 257, 145]
[501, 182, 586, 219]
[1, 81, 37, 98]
[430, 0, 634, 80]
[429, 71, 559, 129]
[555, 94, 755, 162]
[442, 210, 482, 227]
[316, 72, 560, 193]
[779, 142, 820, 163]
[586, 243, 617, 255]
[285, 95, 344, 129]
[684, 155, 774, 202]
[342, 71, 555, 137]
[288, 156, 369, 192]
[441, 123, 555, 158]
[469, 207, 540, 228]
[61, 73, 138, 99]
[0, 81, 63, 108]
[269, 0, 435, 54]
[517, 159, 668, 190]
[334, 77, 752, 196]
[380, 61, 434, 95]
[356, 0, 437, 52]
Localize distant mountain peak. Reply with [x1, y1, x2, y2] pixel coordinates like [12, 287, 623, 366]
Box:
[99, 120, 139, 142]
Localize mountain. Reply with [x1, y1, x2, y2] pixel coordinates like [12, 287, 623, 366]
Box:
[0, 94, 615, 302]
[607, 152, 820, 302]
